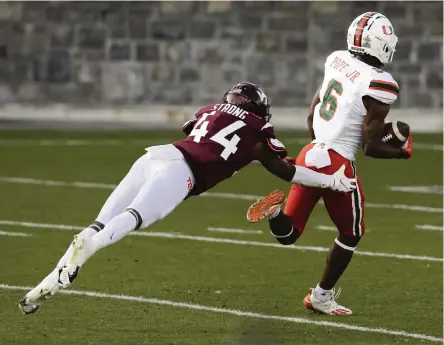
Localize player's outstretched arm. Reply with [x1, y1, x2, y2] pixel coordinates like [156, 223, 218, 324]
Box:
[253, 142, 356, 192]
[362, 96, 409, 159]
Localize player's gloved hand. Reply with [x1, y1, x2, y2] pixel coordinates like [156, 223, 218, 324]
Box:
[399, 134, 413, 159]
[331, 165, 357, 193]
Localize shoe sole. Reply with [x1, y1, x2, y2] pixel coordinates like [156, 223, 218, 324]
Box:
[303, 289, 319, 313]
[247, 190, 285, 223]
[20, 282, 60, 314]
[19, 297, 39, 315]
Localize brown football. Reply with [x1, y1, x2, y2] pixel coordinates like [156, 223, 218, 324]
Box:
[381, 121, 410, 148]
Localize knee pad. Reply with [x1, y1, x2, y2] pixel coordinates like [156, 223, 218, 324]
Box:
[272, 226, 299, 246]
[335, 236, 361, 252]
[89, 221, 105, 232]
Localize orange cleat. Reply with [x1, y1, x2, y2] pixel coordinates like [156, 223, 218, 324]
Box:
[246, 190, 285, 223]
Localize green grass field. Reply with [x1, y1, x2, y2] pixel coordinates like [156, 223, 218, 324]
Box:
[0, 130, 442, 345]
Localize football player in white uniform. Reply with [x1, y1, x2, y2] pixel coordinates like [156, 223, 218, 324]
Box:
[247, 12, 413, 315]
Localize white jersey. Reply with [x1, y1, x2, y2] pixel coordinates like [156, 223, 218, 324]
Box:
[312, 50, 399, 161]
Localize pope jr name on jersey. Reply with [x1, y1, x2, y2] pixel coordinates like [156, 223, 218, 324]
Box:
[312, 50, 399, 161]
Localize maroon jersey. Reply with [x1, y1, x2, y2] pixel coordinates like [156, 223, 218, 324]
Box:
[173, 104, 287, 195]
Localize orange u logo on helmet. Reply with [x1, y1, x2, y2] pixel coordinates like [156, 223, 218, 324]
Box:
[382, 25, 393, 35]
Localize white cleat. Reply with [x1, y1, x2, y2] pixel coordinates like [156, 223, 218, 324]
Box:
[19, 279, 59, 315]
[303, 287, 352, 315]
[58, 234, 95, 288]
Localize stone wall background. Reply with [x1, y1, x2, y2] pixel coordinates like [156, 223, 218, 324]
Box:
[0, 1, 442, 108]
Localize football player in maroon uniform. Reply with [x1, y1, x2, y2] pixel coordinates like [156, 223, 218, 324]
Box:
[20, 82, 356, 314]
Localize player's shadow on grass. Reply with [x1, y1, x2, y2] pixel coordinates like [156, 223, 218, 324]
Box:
[234, 321, 284, 345]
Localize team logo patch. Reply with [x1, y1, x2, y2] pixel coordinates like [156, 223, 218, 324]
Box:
[187, 177, 193, 191]
[362, 35, 372, 48]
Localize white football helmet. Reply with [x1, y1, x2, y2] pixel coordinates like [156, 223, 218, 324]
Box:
[347, 12, 398, 65]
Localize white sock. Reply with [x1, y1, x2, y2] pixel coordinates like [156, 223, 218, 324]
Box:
[267, 205, 281, 219]
[55, 227, 97, 269]
[314, 284, 333, 302]
[91, 212, 138, 250]
[32, 228, 98, 289]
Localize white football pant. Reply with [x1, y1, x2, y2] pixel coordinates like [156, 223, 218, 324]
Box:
[96, 144, 194, 228]
[47, 144, 194, 274]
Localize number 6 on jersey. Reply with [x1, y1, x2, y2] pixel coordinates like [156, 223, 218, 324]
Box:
[320, 79, 343, 121]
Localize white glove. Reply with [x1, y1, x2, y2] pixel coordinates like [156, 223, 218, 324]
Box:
[330, 165, 357, 193]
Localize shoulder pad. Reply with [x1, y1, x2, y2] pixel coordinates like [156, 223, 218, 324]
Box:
[182, 119, 197, 136]
[364, 72, 399, 105]
[266, 137, 287, 158]
[260, 122, 275, 136]
[325, 50, 348, 69]
[196, 104, 218, 117]
[324, 52, 336, 69]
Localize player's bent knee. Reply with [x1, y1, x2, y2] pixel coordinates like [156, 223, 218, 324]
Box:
[124, 208, 143, 230]
[272, 226, 300, 246]
[89, 221, 105, 233]
[335, 235, 361, 251]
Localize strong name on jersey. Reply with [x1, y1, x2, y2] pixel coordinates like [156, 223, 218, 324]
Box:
[313, 50, 399, 161]
[173, 104, 287, 195]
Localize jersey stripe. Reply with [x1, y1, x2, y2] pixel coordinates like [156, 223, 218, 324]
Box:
[354, 12, 377, 47]
[369, 81, 399, 95]
[371, 79, 399, 88]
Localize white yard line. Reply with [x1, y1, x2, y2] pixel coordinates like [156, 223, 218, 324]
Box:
[316, 225, 371, 233]
[0, 284, 441, 343]
[202, 191, 264, 201]
[0, 220, 83, 231]
[0, 139, 166, 147]
[316, 225, 337, 231]
[416, 225, 444, 231]
[207, 227, 263, 234]
[284, 138, 443, 151]
[388, 186, 443, 195]
[413, 143, 444, 151]
[366, 203, 441, 213]
[0, 176, 441, 213]
[0, 176, 116, 189]
[0, 138, 441, 151]
[0, 219, 441, 262]
[0, 230, 32, 237]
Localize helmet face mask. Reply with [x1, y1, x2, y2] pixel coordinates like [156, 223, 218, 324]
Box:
[222, 82, 272, 122]
[347, 12, 398, 65]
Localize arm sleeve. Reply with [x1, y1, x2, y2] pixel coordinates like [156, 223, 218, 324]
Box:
[291, 165, 333, 188]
